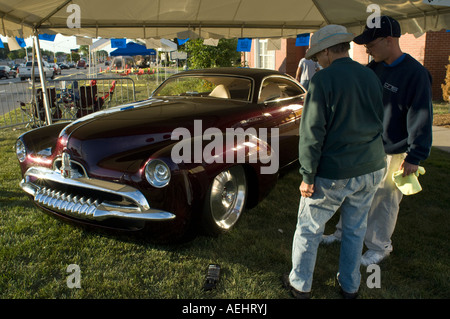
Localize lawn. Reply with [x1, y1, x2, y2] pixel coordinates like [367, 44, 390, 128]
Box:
[1, 129, 449, 301]
[433, 101, 450, 128]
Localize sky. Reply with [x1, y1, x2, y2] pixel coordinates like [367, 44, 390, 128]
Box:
[38, 34, 79, 53]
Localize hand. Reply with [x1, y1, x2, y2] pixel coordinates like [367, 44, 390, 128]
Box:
[299, 181, 315, 198]
[400, 160, 419, 177]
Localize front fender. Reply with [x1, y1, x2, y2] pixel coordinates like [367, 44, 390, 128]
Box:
[144, 130, 280, 211]
[17, 122, 71, 174]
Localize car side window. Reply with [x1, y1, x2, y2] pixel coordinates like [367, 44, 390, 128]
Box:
[258, 77, 305, 103]
[154, 76, 252, 102]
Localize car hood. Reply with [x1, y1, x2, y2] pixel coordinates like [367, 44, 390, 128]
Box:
[59, 97, 254, 178]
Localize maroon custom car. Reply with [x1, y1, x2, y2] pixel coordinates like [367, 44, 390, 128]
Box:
[16, 68, 305, 240]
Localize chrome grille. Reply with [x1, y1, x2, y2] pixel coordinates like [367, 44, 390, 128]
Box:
[20, 166, 176, 222]
[35, 186, 101, 219]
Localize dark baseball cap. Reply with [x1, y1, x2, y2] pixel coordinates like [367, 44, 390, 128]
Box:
[353, 16, 401, 44]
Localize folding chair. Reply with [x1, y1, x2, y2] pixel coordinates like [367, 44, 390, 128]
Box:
[75, 81, 116, 118]
[20, 88, 61, 127]
[77, 85, 100, 118]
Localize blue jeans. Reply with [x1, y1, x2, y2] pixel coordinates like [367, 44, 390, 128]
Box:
[289, 168, 385, 293]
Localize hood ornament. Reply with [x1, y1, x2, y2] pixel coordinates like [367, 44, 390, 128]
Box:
[61, 152, 71, 178]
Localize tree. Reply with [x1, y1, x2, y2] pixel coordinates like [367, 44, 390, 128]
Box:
[71, 52, 80, 62]
[442, 56, 450, 103]
[7, 48, 27, 60]
[79, 45, 89, 59]
[180, 38, 241, 69]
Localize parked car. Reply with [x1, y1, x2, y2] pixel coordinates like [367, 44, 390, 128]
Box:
[18, 61, 54, 81]
[76, 60, 86, 69]
[0, 65, 17, 79]
[16, 68, 306, 241]
[58, 63, 70, 69]
[68, 62, 76, 68]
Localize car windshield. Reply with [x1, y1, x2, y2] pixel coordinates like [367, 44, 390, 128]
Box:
[153, 75, 253, 102]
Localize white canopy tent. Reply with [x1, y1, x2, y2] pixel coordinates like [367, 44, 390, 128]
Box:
[1, 0, 449, 39]
[1, 0, 449, 124]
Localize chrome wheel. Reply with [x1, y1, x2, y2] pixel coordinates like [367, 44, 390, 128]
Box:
[204, 166, 247, 234]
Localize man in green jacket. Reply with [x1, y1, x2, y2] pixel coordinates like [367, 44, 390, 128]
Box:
[283, 25, 386, 299]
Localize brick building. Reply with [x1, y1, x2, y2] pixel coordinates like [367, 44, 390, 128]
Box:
[243, 38, 304, 77]
[244, 30, 450, 100]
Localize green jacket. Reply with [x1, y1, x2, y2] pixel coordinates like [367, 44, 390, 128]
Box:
[299, 57, 386, 184]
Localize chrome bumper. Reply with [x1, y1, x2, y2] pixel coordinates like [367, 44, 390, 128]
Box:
[20, 167, 176, 222]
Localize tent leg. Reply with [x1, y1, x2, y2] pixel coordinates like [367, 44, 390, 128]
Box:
[30, 44, 38, 127]
[33, 30, 53, 125]
[89, 45, 92, 77]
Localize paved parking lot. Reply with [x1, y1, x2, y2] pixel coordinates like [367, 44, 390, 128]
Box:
[432, 125, 450, 153]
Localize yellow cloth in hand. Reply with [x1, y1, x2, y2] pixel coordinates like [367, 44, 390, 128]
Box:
[392, 166, 426, 195]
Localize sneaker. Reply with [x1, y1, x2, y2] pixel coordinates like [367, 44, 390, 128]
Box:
[340, 288, 358, 299]
[321, 234, 341, 245]
[336, 274, 358, 299]
[282, 273, 311, 299]
[361, 249, 390, 266]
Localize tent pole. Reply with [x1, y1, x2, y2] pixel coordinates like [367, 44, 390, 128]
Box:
[157, 49, 159, 86]
[89, 45, 91, 77]
[30, 43, 38, 127]
[33, 30, 52, 125]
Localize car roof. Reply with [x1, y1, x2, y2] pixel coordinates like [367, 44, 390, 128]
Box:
[174, 67, 289, 81]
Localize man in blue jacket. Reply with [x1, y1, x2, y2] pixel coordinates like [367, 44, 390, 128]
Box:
[322, 16, 433, 266]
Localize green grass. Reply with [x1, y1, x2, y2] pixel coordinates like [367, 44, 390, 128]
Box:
[433, 101, 450, 114]
[1, 124, 449, 299]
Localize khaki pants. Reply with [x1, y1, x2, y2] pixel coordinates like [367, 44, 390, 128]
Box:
[332, 153, 405, 252]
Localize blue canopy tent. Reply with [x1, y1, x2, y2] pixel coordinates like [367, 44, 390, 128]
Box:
[110, 42, 157, 71]
[110, 42, 156, 56]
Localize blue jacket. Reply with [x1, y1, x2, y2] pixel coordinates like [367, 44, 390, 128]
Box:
[367, 54, 433, 165]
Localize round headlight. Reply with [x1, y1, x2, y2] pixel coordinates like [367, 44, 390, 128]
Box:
[16, 139, 27, 162]
[145, 159, 171, 188]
